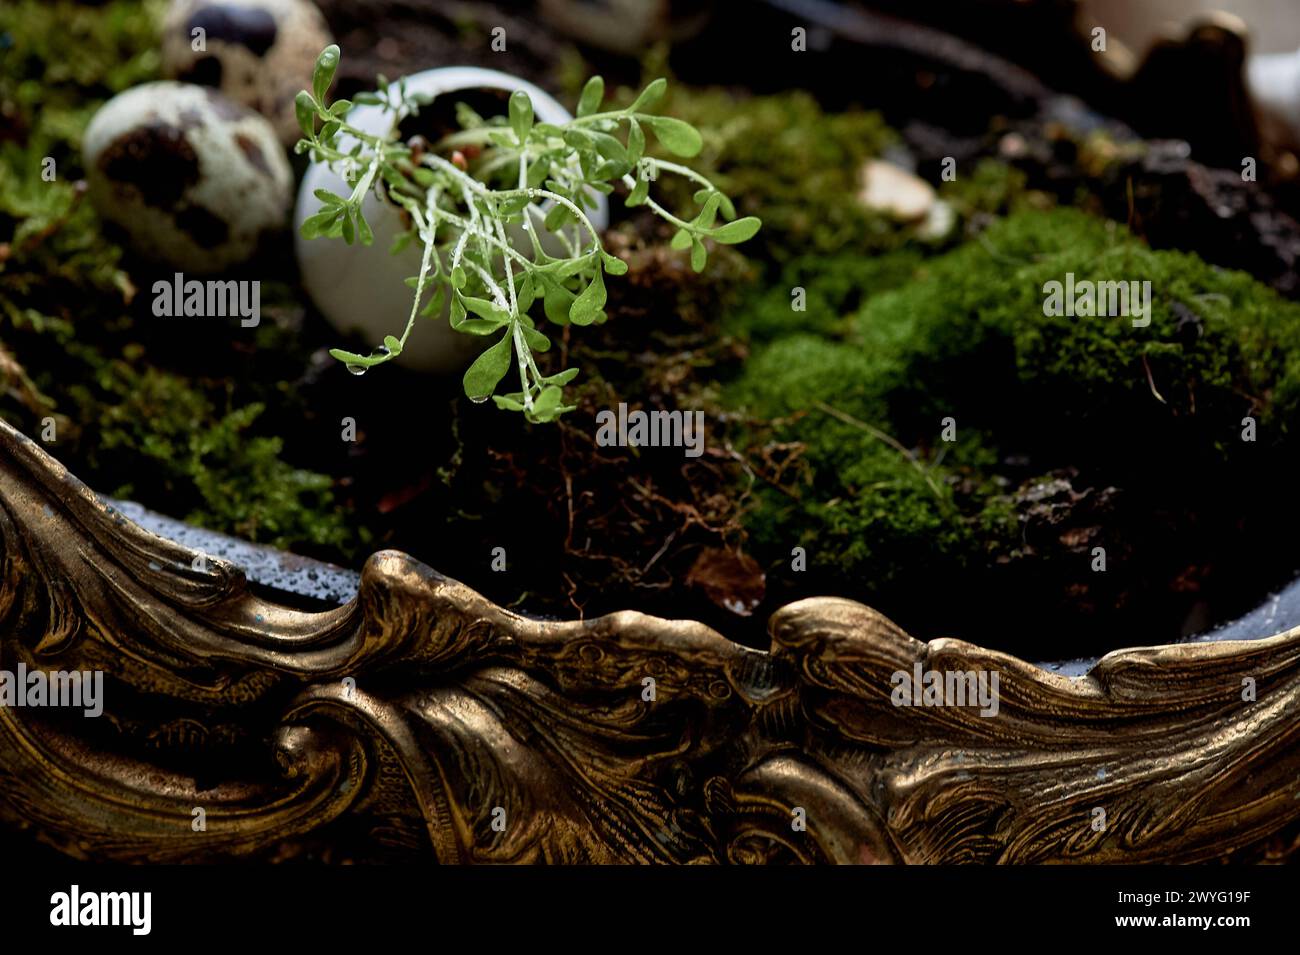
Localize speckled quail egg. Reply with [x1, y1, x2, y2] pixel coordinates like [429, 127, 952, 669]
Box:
[83, 82, 292, 272]
[160, 0, 333, 146]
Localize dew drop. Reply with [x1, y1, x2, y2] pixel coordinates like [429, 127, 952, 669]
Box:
[373, 346, 391, 358]
[346, 364, 367, 376]
[469, 394, 490, 404]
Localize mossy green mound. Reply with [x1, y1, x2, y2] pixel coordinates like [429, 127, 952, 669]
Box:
[728, 208, 1300, 648]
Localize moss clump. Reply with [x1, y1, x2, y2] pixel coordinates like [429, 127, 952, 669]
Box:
[645, 85, 901, 262]
[0, 0, 163, 238]
[730, 332, 1019, 602]
[0, 0, 159, 303]
[727, 208, 1300, 651]
[65, 356, 358, 552]
[938, 157, 1048, 222]
[723, 248, 925, 343]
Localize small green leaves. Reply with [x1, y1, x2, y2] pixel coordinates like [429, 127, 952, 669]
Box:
[492, 392, 526, 412]
[642, 116, 702, 157]
[525, 158, 549, 187]
[694, 191, 722, 231]
[313, 45, 340, 103]
[520, 323, 551, 352]
[569, 268, 606, 325]
[541, 274, 575, 325]
[543, 201, 573, 233]
[463, 332, 514, 401]
[462, 295, 511, 324]
[329, 346, 393, 371]
[419, 284, 444, 317]
[355, 208, 374, 246]
[450, 292, 509, 334]
[588, 131, 627, 164]
[561, 127, 594, 152]
[300, 51, 757, 421]
[545, 368, 580, 387]
[517, 273, 536, 311]
[690, 237, 707, 272]
[491, 384, 575, 422]
[299, 204, 343, 240]
[577, 76, 604, 117]
[629, 77, 667, 113]
[662, 214, 763, 272]
[496, 193, 531, 217]
[627, 173, 650, 207]
[627, 118, 645, 164]
[456, 101, 485, 129]
[299, 211, 329, 239]
[509, 90, 533, 145]
[710, 216, 763, 244]
[531, 385, 564, 420]
[295, 91, 316, 137]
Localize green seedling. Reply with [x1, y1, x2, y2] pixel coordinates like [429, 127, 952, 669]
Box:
[296, 45, 760, 422]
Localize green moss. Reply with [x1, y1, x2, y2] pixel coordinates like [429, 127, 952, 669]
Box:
[731, 334, 1019, 595]
[0, 1, 163, 92]
[859, 209, 1300, 465]
[727, 207, 1300, 608]
[66, 358, 359, 552]
[723, 248, 924, 343]
[0, 0, 164, 190]
[0, 0, 361, 560]
[648, 85, 901, 261]
[0, 0, 160, 318]
[938, 158, 1047, 221]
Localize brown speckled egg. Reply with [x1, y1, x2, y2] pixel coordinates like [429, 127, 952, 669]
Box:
[160, 0, 333, 145]
[83, 82, 291, 272]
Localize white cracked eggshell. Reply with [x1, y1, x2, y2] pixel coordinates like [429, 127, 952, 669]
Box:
[83, 81, 292, 273]
[295, 67, 609, 374]
[161, 0, 333, 145]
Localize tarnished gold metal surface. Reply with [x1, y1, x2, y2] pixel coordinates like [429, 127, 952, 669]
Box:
[2, 416, 1298, 863]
